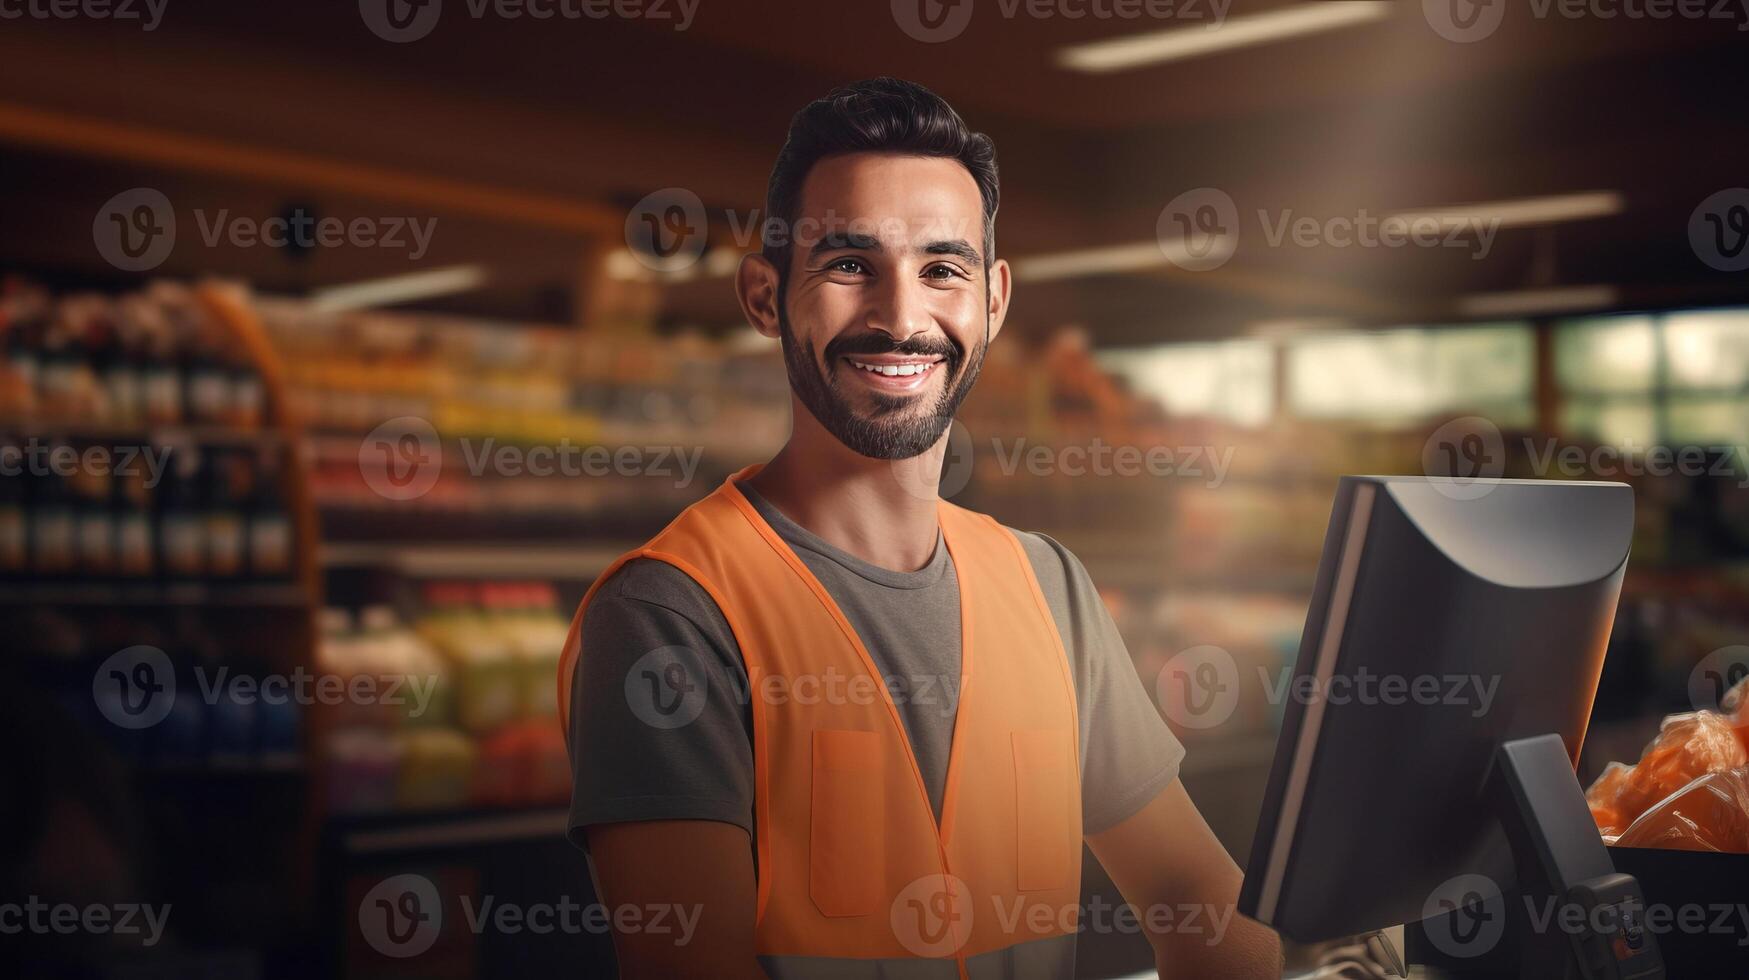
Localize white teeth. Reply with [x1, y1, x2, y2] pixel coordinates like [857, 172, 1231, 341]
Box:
[851, 360, 935, 378]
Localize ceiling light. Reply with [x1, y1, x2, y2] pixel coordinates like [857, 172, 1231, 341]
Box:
[308, 265, 488, 312]
[1056, 1, 1392, 73]
[1389, 191, 1624, 231]
[1456, 286, 1619, 317]
[1011, 241, 1171, 282]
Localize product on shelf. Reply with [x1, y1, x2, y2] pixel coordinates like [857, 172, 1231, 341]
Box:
[317, 584, 572, 815]
[0, 279, 298, 589]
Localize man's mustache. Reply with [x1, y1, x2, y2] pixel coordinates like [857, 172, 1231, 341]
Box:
[823, 332, 961, 365]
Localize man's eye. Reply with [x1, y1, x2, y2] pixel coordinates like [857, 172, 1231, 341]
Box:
[829, 258, 867, 275]
[924, 263, 966, 280]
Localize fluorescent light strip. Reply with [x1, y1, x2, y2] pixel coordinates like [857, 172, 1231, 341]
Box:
[1389, 191, 1624, 231]
[308, 265, 488, 313]
[1011, 241, 1172, 282]
[1457, 286, 1619, 317]
[1057, 1, 1392, 73]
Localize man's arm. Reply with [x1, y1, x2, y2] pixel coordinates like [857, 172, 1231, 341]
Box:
[587, 819, 769, 979]
[1088, 779, 1282, 979]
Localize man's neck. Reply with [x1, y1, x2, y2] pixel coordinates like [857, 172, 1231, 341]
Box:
[744, 405, 948, 573]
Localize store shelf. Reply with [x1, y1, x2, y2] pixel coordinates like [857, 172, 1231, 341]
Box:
[318, 541, 633, 579]
[0, 581, 311, 607]
[335, 807, 570, 855]
[0, 420, 282, 446]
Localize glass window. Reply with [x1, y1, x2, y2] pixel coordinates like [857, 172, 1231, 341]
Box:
[1666, 397, 1749, 447]
[1097, 340, 1274, 427]
[1663, 311, 1749, 391]
[1561, 399, 1659, 448]
[1285, 324, 1532, 421]
[1555, 316, 1657, 395]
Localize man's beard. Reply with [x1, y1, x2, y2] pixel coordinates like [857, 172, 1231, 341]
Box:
[777, 303, 987, 461]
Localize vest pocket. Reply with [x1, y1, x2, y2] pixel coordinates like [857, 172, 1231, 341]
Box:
[1012, 729, 1075, 892]
[810, 728, 885, 917]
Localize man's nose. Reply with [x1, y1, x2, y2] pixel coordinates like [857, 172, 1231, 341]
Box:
[864, 274, 932, 344]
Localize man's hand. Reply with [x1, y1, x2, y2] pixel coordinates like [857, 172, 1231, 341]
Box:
[1088, 780, 1283, 979]
[586, 820, 770, 979]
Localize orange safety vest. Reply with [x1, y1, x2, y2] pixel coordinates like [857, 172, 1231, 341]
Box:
[557, 466, 1084, 979]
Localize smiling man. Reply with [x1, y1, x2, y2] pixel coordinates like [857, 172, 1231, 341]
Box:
[557, 77, 1281, 979]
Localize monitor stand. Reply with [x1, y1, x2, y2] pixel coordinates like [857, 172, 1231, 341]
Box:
[1409, 734, 1666, 980]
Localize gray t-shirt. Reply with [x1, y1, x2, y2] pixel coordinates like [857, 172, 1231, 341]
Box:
[566, 483, 1185, 849]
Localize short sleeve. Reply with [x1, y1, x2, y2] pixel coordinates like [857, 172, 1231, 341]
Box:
[565, 557, 757, 849]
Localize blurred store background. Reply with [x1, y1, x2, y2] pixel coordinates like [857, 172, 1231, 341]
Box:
[3, 1, 1747, 977]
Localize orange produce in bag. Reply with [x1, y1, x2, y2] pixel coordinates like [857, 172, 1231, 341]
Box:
[1614, 767, 1749, 853]
[1726, 675, 1749, 757]
[1585, 762, 1635, 839]
[1585, 711, 1747, 839]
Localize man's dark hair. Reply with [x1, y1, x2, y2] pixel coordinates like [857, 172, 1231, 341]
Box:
[761, 77, 999, 282]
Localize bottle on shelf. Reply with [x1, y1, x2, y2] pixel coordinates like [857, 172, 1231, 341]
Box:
[156, 446, 206, 582]
[246, 450, 294, 581]
[71, 458, 117, 580]
[0, 442, 25, 580]
[30, 470, 77, 579]
[204, 449, 246, 582]
[115, 460, 155, 580]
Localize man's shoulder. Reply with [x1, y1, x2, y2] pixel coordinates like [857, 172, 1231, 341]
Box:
[994, 523, 1089, 603]
[591, 554, 724, 624]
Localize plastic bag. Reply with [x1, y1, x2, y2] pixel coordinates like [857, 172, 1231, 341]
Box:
[1585, 711, 1747, 839]
[1726, 674, 1749, 717]
[1727, 675, 1749, 757]
[1614, 767, 1749, 853]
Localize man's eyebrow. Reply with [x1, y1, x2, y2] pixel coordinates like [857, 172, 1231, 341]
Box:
[808, 231, 883, 258]
[924, 239, 982, 264]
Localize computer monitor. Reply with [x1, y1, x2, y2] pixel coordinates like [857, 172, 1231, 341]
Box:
[1238, 476, 1663, 978]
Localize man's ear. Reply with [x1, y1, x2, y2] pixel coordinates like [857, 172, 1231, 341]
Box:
[736, 252, 783, 339]
[986, 257, 1013, 343]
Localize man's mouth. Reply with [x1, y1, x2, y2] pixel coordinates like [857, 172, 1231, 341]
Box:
[840, 354, 946, 392]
